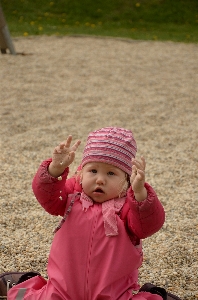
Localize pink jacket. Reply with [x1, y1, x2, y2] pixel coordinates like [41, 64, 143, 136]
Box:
[8, 159, 165, 300]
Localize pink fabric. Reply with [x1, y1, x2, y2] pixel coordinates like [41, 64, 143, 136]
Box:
[7, 159, 165, 300]
[8, 276, 64, 300]
[102, 197, 126, 236]
[80, 191, 126, 236]
[44, 201, 143, 299]
[80, 191, 94, 211]
[81, 127, 137, 175]
[8, 280, 163, 300]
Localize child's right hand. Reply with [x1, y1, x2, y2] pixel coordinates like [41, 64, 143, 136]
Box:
[48, 135, 81, 178]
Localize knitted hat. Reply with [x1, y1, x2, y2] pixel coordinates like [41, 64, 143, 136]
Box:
[81, 127, 137, 175]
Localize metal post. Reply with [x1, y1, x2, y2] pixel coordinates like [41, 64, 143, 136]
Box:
[0, 4, 16, 54]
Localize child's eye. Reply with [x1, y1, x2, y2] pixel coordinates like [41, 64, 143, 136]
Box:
[108, 171, 115, 176]
[90, 169, 97, 173]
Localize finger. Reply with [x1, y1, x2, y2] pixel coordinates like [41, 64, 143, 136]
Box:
[130, 165, 137, 183]
[140, 156, 146, 170]
[53, 145, 62, 154]
[132, 165, 138, 174]
[71, 140, 81, 152]
[65, 135, 73, 148]
[137, 169, 145, 181]
[132, 158, 145, 171]
[59, 142, 66, 150]
[132, 159, 142, 170]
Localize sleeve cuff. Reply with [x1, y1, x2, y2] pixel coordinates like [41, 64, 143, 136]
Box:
[127, 182, 157, 208]
[37, 158, 69, 183]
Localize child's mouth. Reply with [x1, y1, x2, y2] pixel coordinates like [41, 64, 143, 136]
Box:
[94, 188, 104, 193]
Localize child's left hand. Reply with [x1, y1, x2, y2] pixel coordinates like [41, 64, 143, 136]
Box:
[130, 157, 147, 201]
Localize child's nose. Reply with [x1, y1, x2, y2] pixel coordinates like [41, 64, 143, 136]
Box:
[96, 175, 105, 185]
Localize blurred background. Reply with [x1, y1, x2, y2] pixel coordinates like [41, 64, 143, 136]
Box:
[1, 0, 198, 43]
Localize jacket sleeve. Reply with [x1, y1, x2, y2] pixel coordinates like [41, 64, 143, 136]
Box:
[121, 183, 165, 241]
[32, 159, 76, 217]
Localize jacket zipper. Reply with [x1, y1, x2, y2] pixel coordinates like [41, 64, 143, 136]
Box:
[84, 204, 99, 300]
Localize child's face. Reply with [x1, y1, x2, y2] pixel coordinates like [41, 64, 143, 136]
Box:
[81, 162, 127, 203]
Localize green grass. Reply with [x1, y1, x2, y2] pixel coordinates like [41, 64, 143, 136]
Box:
[1, 0, 198, 43]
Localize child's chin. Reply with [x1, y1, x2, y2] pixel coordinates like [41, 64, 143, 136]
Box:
[92, 197, 107, 203]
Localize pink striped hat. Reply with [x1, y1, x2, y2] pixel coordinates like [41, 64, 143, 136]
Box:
[81, 127, 137, 175]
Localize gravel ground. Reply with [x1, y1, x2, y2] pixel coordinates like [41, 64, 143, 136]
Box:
[0, 35, 198, 300]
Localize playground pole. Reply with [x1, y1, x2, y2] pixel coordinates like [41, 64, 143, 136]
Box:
[0, 4, 16, 54]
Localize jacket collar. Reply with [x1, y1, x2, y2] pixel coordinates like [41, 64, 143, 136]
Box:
[80, 191, 126, 237]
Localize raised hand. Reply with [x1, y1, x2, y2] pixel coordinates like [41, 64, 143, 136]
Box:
[130, 156, 147, 202]
[48, 135, 81, 178]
